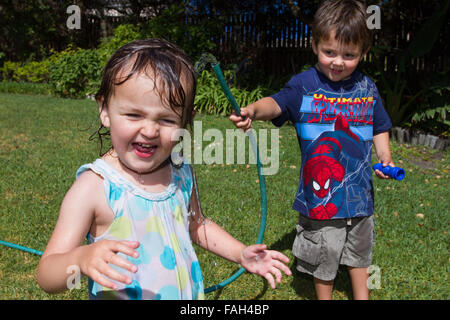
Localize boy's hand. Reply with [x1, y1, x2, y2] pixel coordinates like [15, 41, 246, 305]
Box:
[229, 107, 254, 132]
[78, 240, 140, 290]
[374, 159, 395, 179]
[240, 244, 292, 289]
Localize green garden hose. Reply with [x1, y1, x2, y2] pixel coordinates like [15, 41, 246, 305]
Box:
[202, 60, 267, 293]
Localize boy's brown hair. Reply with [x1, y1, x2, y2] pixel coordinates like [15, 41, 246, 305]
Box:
[312, 0, 372, 54]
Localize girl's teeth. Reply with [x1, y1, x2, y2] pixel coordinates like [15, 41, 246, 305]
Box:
[139, 143, 152, 147]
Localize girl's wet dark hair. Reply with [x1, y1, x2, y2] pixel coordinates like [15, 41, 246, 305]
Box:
[92, 38, 196, 156]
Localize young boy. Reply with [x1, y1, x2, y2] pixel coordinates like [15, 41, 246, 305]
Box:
[230, 0, 394, 299]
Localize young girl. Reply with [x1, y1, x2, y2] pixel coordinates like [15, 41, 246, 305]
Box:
[37, 38, 291, 300]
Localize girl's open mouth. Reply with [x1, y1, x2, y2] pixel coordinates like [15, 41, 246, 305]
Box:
[133, 142, 157, 158]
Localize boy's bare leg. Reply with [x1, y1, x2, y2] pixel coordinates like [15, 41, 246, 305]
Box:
[348, 266, 370, 300]
[314, 277, 334, 300]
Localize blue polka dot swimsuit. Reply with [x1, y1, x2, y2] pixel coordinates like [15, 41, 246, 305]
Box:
[76, 159, 205, 300]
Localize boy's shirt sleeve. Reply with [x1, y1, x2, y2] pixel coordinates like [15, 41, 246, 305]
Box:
[373, 86, 392, 135]
[270, 75, 303, 127]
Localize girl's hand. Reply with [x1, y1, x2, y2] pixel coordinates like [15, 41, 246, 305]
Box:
[229, 107, 254, 132]
[240, 244, 292, 289]
[78, 240, 140, 290]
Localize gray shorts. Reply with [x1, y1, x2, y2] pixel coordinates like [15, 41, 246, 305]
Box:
[292, 214, 376, 281]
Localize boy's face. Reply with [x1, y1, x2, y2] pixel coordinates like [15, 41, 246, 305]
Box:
[312, 31, 365, 82]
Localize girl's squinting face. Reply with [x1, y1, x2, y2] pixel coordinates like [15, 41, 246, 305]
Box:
[312, 32, 364, 82]
[100, 73, 182, 175]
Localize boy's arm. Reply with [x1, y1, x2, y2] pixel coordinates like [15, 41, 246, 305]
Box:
[188, 169, 291, 288]
[373, 131, 395, 179]
[229, 97, 282, 131]
[37, 171, 139, 293]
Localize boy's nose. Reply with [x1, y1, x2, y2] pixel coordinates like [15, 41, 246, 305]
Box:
[333, 56, 345, 68]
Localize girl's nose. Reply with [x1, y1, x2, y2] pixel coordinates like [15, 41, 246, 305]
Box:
[140, 121, 159, 139]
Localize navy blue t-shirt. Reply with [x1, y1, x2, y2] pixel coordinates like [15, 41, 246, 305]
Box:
[271, 67, 391, 220]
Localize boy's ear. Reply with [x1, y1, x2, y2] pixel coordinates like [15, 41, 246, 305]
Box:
[311, 37, 318, 55]
[361, 46, 371, 61]
[97, 98, 110, 128]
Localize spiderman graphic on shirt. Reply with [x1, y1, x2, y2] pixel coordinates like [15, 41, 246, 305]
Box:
[303, 114, 364, 220]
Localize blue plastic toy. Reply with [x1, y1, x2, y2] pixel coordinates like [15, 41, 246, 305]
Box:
[373, 163, 405, 181]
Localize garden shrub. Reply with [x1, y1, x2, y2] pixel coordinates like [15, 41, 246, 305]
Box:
[0, 47, 77, 84]
[410, 69, 450, 137]
[194, 69, 264, 115]
[0, 61, 20, 81]
[1, 59, 50, 83]
[49, 48, 102, 98]
[140, 3, 220, 61]
[13, 60, 51, 83]
[97, 24, 141, 66]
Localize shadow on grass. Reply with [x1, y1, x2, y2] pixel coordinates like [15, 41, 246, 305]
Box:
[271, 228, 353, 300]
[208, 268, 270, 300]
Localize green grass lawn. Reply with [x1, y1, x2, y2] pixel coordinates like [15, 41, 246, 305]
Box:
[0, 93, 448, 300]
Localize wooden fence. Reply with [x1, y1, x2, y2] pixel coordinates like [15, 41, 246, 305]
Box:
[202, 12, 447, 76]
[209, 13, 317, 75]
[85, 11, 449, 77]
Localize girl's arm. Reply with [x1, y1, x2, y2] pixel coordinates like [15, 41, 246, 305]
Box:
[37, 171, 139, 293]
[187, 168, 291, 288]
